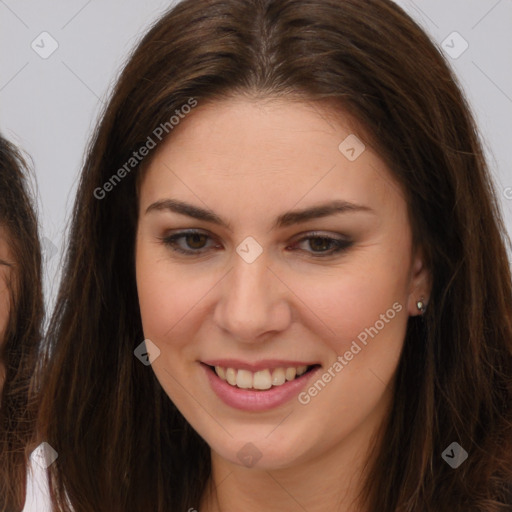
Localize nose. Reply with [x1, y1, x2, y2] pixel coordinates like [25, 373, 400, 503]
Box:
[213, 250, 292, 343]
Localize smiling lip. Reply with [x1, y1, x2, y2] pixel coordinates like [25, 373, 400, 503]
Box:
[202, 359, 318, 372]
[201, 362, 321, 412]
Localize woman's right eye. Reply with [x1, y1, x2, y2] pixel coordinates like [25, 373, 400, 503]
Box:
[159, 230, 216, 256]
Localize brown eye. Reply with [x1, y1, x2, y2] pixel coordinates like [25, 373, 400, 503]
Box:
[160, 230, 352, 258]
[308, 237, 335, 252]
[184, 233, 208, 249]
[290, 233, 353, 257]
[160, 230, 216, 255]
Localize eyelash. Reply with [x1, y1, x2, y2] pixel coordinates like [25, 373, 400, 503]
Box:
[158, 230, 353, 258]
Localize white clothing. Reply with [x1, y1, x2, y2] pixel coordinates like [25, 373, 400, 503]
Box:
[22, 459, 52, 512]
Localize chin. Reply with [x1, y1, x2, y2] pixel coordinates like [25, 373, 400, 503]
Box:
[208, 432, 310, 471]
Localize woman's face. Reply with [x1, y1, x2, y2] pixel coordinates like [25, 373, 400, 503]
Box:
[135, 97, 430, 470]
[0, 226, 12, 392]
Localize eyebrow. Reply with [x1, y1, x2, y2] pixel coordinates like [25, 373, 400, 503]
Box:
[145, 198, 375, 231]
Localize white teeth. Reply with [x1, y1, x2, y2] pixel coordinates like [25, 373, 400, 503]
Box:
[226, 367, 237, 386]
[215, 366, 226, 380]
[271, 367, 286, 386]
[213, 364, 312, 390]
[296, 365, 308, 376]
[285, 367, 297, 381]
[253, 369, 272, 390]
[236, 369, 253, 389]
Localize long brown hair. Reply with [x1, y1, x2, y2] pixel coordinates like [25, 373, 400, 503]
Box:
[0, 135, 44, 512]
[38, 0, 512, 510]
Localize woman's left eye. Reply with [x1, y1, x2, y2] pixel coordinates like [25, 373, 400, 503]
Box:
[159, 230, 353, 258]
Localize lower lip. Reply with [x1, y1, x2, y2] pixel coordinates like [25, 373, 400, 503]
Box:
[202, 363, 321, 412]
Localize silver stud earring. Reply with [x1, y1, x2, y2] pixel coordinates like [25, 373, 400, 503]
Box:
[416, 297, 426, 314]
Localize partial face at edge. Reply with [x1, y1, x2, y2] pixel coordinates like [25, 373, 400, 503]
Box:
[135, 97, 430, 470]
[0, 225, 13, 393]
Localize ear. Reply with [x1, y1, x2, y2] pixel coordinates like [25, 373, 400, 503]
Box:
[407, 247, 431, 317]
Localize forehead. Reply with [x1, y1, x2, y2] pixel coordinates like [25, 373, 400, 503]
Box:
[139, 97, 405, 217]
[154, 96, 361, 162]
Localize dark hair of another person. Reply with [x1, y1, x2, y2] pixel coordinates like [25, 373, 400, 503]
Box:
[0, 135, 43, 512]
[37, 0, 512, 510]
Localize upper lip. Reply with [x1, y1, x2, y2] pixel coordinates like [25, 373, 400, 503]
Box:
[202, 359, 319, 372]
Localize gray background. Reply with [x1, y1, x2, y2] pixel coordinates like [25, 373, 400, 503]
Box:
[1, 0, 511, 309]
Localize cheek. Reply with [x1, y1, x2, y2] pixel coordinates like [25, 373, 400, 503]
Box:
[0, 280, 10, 344]
[135, 242, 211, 410]
[136, 246, 178, 344]
[296, 252, 410, 355]
[135, 239, 210, 352]
[0, 284, 9, 392]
